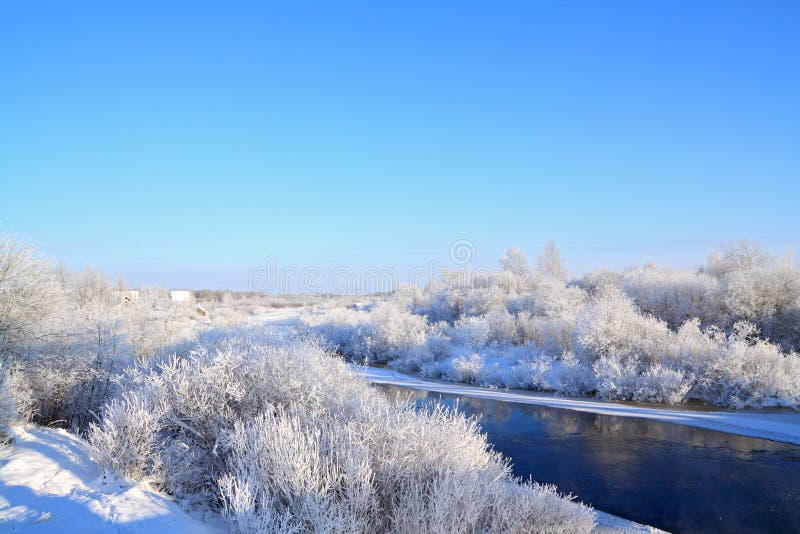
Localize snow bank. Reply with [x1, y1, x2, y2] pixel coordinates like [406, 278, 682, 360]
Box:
[0, 426, 221, 533]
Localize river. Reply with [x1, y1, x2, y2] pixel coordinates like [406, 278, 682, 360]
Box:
[378, 385, 800, 534]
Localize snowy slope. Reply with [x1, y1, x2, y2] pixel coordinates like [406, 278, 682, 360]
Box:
[0, 426, 222, 533]
[354, 365, 800, 445]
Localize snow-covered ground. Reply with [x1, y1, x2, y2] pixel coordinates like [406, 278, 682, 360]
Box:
[0, 426, 222, 533]
[354, 365, 800, 445]
[593, 511, 664, 534]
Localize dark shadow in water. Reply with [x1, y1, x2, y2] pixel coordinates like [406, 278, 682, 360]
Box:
[378, 385, 800, 534]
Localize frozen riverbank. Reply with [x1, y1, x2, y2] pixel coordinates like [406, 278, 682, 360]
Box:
[354, 365, 800, 445]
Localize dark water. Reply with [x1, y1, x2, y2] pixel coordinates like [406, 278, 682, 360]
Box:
[379, 385, 800, 534]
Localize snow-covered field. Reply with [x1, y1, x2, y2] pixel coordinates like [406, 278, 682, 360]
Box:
[354, 365, 800, 445]
[0, 426, 222, 533]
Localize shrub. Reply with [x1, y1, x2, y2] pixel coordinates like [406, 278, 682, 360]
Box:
[620, 264, 722, 328]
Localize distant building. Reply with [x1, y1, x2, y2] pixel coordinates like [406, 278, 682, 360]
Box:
[170, 290, 193, 303]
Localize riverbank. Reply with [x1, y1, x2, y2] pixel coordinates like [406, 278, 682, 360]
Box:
[353, 365, 800, 445]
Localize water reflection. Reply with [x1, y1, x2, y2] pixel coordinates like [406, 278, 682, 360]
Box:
[378, 384, 800, 534]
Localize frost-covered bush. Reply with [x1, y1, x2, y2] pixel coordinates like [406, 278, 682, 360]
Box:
[440, 347, 556, 391]
[511, 277, 585, 354]
[219, 403, 594, 534]
[445, 353, 486, 383]
[687, 323, 800, 408]
[722, 267, 800, 351]
[303, 302, 429, 365]
[592, 356, 691, 404]
[620, 264, 722, 329]
[577, 284, 674, 365]
[367, 302, 428, 363]
[448, 315, 491, 347]
[485, 307, 517, 344]
[89, 329, 596, 533]
[90, 393, 162, 479]
[218, 408, 378, 533]
[0, 235, 68, 427]
[91, 334, 379, 504]
[302, 307, 372, 359]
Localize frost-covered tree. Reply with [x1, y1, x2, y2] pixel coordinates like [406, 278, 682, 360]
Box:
[708, 239, 770, 276]
[73, 268, 114, 307]
[500, 246, 529, 276]
[0, 235, 63, 360]
[537, 240, 568, 281]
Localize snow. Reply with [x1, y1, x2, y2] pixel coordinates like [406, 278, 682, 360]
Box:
[354, 365, 800, 446]
[0, 426, 222, 533]
[593, 511, 665, 534]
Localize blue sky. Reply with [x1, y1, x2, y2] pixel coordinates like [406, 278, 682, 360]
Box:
[1, 1, 798, 289]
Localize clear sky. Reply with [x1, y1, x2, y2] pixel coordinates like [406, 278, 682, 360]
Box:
[1, 1, 798, 289]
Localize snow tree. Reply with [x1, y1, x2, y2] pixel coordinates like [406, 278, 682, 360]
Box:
[0, 235, 62, 360]
[537, 240, 568, 281]
[708, 239, 770, 276]
[500, 247, 529, 276]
